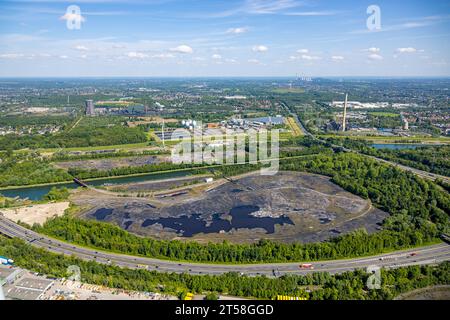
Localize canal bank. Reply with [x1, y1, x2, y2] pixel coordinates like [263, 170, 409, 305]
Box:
[0, 170, 197, 201]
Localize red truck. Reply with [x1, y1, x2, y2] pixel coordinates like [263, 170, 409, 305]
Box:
[299, 264, 314, 270]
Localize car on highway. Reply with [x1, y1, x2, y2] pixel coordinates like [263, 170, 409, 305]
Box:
[299, 264, 314, 270]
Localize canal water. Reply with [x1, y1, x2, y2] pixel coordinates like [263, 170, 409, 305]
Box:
[0, 170, 193, 201]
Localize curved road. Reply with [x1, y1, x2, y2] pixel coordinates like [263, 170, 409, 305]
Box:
[1, 215, 448, 276]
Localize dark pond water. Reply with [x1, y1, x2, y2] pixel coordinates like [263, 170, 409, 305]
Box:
[141, 205, 294, 237]
[123, 221, 133, 230]
[93, 208, 114, 220]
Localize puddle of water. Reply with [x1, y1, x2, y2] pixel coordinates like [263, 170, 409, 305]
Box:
[319, 218, 332, 224]
[93, 208, 114, 220]
[123, 221, 133, 230]
[141, 205, 294, 237]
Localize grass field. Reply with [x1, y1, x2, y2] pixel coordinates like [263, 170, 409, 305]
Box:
[286, 117, 303, 137]
[368, 112, 399, 117]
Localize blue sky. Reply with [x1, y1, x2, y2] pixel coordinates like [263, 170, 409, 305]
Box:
[0, 0, 449, 77]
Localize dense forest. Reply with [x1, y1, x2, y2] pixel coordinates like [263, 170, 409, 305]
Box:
[67, 162, 211, 180]
[360, 113, 402, 129]
[51, 149, 168, 162]
[34, 153, 449, 263]
[1, 237, 449, 300]
[0, 125, 147, 150]
[0, 115, 75, 128]
[326, 138, 450, 177]
[33, 217, 439, 263]
[0, 152, 72, 187]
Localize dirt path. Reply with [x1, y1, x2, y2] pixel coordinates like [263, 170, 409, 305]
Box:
[0, 202, 70, 225]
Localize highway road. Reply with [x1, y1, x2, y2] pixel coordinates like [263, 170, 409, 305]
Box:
[365, 155, 450, 183]
[1, 215, 449, 276]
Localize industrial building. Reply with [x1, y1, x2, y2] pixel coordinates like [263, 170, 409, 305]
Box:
[1, 265, 54, 300]
[85, 99, 95, 116]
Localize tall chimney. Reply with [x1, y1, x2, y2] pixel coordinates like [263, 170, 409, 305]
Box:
[342, 93, 348, 132]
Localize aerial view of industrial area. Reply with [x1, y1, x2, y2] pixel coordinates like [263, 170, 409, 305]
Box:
[0, 0, 449, 316]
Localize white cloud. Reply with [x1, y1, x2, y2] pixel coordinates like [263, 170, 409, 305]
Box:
[296, 49, 309, 54]
[59, 55, 69, 59]
[212, 54, 222, 59]
[246, 0, 301, 14]
[0, 53, 25, 59]
[225, 58, 237, 63]
[112, 44, 126, 49]
[170, 45, 193, 54]
[331, 55, 344, 61]
[252, 45, 268, 52]
[74, 45, 89, 51]
[367, 47, 380, 53]
[226, 27, 248, 34]
[127, 51, 148, 59]
[368, 54, 383, 61]
[80, 54, 88, 59]
[248, 58, 260, 63]
[396, 47, 417, 53]
[301, 54, 321, 60]
[152, 53, 175, 59]
[209, 0, 303, 17]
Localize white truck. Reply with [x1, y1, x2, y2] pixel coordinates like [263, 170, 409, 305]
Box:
[0, 256, 14, 266]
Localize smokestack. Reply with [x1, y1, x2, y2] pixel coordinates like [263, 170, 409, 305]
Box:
[342, 93, 348, 132]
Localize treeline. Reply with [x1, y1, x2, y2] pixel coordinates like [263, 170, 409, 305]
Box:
[1, 237, 449, 300]
[34, 217, 438, 264]
[0, 115, 75, 128]
[326, 138, 450, 177]
[68, 162, 211, 180]
[0, 153, 72, 187]
[0, 125, 147, 150]
[366, 113, 402, 129]
[280, 153, 449, 234]
[280, 136, 333, 158]
[51, 149, 169, 162]
[43, 187, 70, 201]
[377, 145, 450, 177]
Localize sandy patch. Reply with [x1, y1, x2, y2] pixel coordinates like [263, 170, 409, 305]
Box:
[0, 202, 70, 225]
